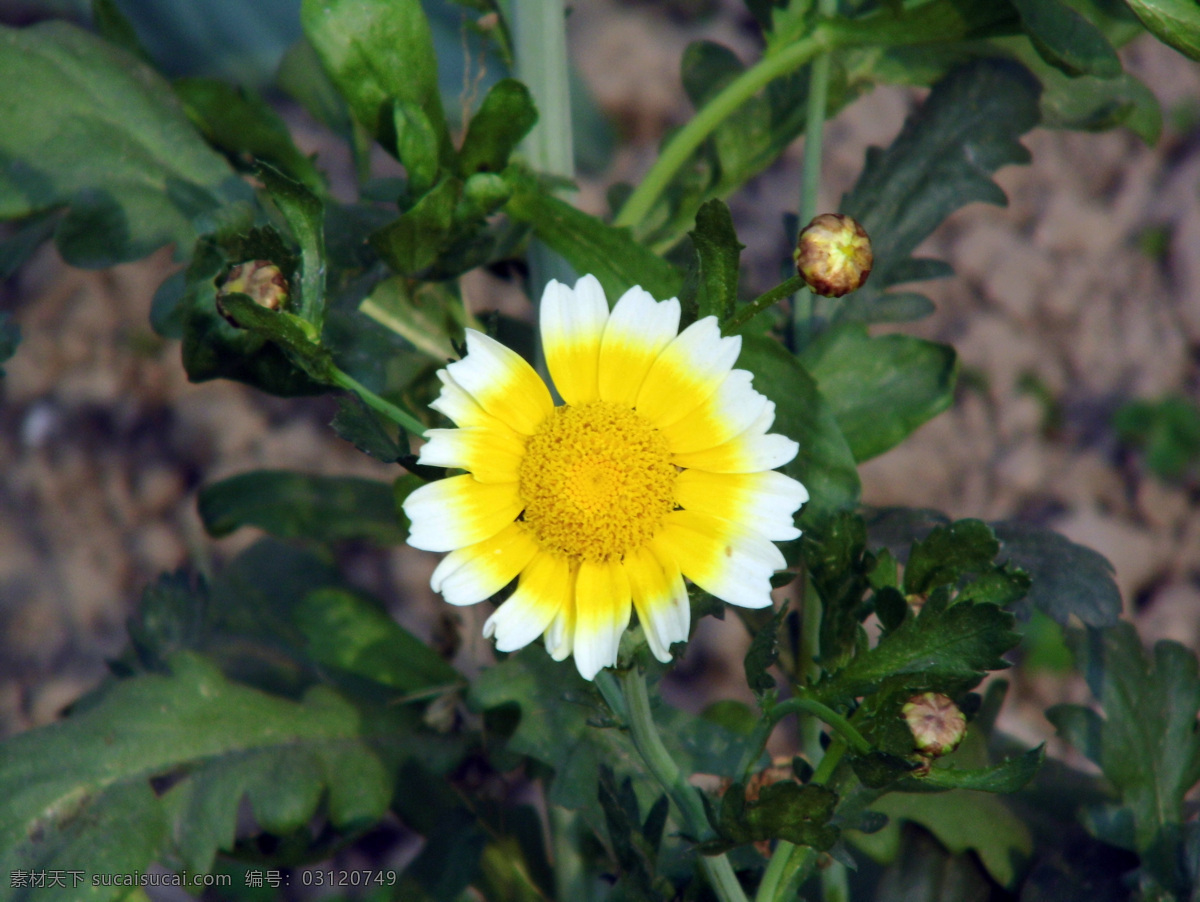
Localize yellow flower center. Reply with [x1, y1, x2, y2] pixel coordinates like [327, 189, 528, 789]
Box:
[519, 401, 677, 564]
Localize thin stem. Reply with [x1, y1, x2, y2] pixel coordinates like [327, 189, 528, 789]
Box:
[791, 0, 836, 347]
[328, 367, 428, 438]
[722, 274, 808, 335]
[617, 668, 750, 902]
[615, 31, 830, 231]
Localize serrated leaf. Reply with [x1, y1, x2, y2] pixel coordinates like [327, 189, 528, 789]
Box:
[840, 60, 1039, 324]
[714, 781, 839, 851]
[736, 334, 860, 530]
[504, 172, 683, 302]
[174, 78, 325, 193]
[256, 162, 326, 327]
[300, 0, 451, 158]
[1013, 0, 1122, 76]
[903, 519, 999, 596]
[197, 470, 407, 544]
[744, 604, 787, 697]
[800, 323, 958, 462]
[689, 199, 742, 321]
[0, 22, 246, 268]
[218, 292, 332, 383]
[458, 79, 538, 176]
[1124, 0, 1200, 61]
[991, 522, 1121, 627]
[0, 653, 404, 893]
[897, 745, 1045, 793]
[1047, 623, 1200, 855]
[817, 602, 1019, 704]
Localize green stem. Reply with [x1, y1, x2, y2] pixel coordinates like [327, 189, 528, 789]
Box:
[722, 274, 808, 335]
[513, 0, 576, 383]
[754, 739, 848, 902]
[737, 695, 871, 782]
[792, 0, 835, 347]
[617, 668, 750, 902]
[329, 367, 428, 438]
[615, 30, 831, 231]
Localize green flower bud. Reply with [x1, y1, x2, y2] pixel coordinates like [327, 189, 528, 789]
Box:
[217, 260, 289, 326]
[902, 692, 966, 758]
[794, 213, 873, 298]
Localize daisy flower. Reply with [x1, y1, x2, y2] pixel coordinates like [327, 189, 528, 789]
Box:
[403, 275, 808, 680]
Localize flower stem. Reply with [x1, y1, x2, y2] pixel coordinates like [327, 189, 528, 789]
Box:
[513, 0, 576, 381]
[737, 694, 870, 783]
[791, 0, 836, 348]
[722, 274, 808, 335]
[614, 30, 830, 232]
[754, 738, 848, 902]
[328, 366, 428, 438]
[617, 667, 750, 902]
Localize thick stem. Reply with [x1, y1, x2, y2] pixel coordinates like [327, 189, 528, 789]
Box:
[617, 668, 750, 902]
[615, 31, 830, 231]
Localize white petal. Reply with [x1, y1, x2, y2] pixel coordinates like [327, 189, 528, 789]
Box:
[636, 316, 742, 429]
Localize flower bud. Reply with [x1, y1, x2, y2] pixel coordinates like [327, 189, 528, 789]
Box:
[794, 213, 873, 297]
[217, 261, 289, 324]
[902, 692, 966, 758]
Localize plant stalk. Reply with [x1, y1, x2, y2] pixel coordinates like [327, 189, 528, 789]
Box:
[617, 667, 750, 902]
[329, 367, 428, 438]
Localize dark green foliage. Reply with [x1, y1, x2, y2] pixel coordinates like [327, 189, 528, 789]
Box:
[838, 60, 1041, 324]
[1114, 393, 1200, 482]
[0, 312, 19, 378]
[708, 782, 839, 853]
[800, 323, 958, 461]
[689, 199, 743, 322]
[744, 604, 788, 698]
[198, 470, 407, 545]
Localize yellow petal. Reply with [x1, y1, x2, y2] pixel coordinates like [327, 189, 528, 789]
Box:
[573, 559, 631, 680]
[403, 475, 522, 552]
[540, 275, 609, 405]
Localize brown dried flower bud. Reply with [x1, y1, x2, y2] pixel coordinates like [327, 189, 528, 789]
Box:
[902, 692, 966, 758]
[217, 261, 289, 324]
[794, 213, 873, 297]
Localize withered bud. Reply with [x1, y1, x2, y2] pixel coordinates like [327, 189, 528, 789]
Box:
[902, 692, 966, 758]
[217, 261, 289, 323]
[794, 213, 873, 297]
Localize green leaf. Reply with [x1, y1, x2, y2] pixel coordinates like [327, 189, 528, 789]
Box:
[991, 522, 1121, 627]
[174, 78, 326, 193]
[711, 781, 839, 852]
[689, 199, 743, 322]
[218, 292, 332, 383]
[598, 767, 674, 899]
[370, 176, 460, 276]
[1047, 623, 1200, 854]
[897, 745, 1045, 793]
[0, 22, 245, 267]
[295, 587, 462, 693]
[800, 323, 958, 462]
[903, 519, 999, 597]
[0, 312, 20, 378]
[737, 335, 860, 530]
[393, 100, 442, 198]
[817, 602, 1019, 704]
[840, 60, 1039, 324]
[0, 653, 402, 892]
[255, 163, 326, 328]
[862, 789, 1034, 888]
[330, 394, 409, 463]
[277, 36, 353, 138]
[359, 275, 465, 361]
[1013, 0, 1122, 76]
[198, 470, 407, 544]
[804, 512, 873, 669]
[90, 0, 152, 63]
[504, 172, 683, 302]
[458, 79, 538, 176]
[744, 604, 787, 697]
[1124, 0, 1200, 61]
[300, 0, 451, 158]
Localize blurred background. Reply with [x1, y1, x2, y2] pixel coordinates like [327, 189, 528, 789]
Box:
[0, 0, 1198, 760]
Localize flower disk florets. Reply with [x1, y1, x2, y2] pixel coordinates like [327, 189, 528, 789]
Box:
[520, 402, 676, 564]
